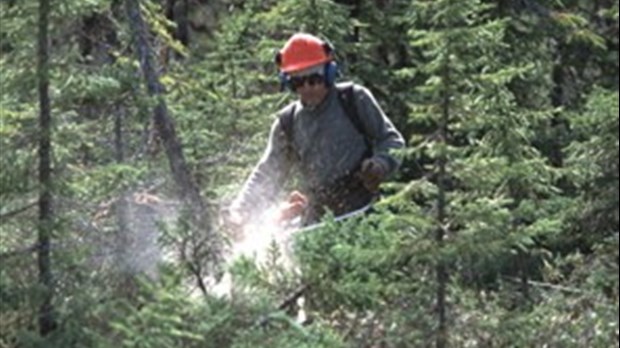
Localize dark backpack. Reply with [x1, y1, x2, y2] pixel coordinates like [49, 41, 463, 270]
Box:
[279, 83, 371, 156]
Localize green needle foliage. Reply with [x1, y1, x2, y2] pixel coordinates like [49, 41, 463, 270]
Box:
[0, 0, 617, 347]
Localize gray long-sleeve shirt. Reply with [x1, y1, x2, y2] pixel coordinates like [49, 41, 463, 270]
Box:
[232, 82, 405, 220]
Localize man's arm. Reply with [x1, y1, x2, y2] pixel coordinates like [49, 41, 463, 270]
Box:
[354, 85, 405, 177]
[230, 115, 295, 223]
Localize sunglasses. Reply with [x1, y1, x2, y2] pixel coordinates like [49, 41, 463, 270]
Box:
[289, 73, 325, 89]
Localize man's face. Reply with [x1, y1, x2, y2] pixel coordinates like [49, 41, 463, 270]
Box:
[289, 66, 329, 107]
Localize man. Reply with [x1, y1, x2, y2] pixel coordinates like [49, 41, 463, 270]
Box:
[227, 33, 405, 228]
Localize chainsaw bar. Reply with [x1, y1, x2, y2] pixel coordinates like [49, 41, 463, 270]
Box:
[284, 201, 374, 234]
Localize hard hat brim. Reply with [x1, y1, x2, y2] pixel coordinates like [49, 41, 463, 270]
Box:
[280, 57, 332, 74]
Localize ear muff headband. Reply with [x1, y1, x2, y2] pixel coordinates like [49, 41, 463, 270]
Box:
[324, 61, 338, 85]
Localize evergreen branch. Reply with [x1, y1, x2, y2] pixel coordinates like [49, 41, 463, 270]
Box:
[0, 236, 124, 261]
[519, 0, 553, 18]
[254, 283, 310, 328]
[277, 283, 310, 312]
[503, 276, 584, 294]
[0, 243, 38, 261]
[0, 200, 37, 222]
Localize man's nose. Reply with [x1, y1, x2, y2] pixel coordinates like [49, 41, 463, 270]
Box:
[296, 83, 312, 92]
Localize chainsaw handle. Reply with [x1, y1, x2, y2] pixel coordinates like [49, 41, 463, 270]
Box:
[275, 190, 308, 223]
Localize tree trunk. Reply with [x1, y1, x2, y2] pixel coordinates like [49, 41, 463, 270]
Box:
[435, 47, 451, 348]
[37, 0, 56, 335]
[124, 0, 222, 279]
[165, 0, 189, 47]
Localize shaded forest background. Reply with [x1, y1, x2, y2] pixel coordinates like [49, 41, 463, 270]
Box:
[0, 0, 618, 347]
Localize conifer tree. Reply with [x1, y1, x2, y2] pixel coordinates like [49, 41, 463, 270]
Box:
[405, 0, 563, 344]
[1, 0, 617, 346]
[36, 0, 56, 335]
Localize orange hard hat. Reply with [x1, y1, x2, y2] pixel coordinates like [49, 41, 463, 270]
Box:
[275, 33, 333, 73]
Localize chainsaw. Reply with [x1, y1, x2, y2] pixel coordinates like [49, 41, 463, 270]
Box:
[275, 190, 375, 234]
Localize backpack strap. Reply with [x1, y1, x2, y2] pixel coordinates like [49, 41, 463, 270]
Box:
[336, 83, 372, 152]
[336, 82, 372, 150]
[278, 102, 298, 158]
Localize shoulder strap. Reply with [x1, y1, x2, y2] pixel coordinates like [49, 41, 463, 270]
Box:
[337, 83, 371, 150]
[278, 103, 298, 157]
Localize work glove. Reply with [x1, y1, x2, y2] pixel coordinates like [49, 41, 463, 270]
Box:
[275, 190, 308, 224]
[358, 157, 389, 193]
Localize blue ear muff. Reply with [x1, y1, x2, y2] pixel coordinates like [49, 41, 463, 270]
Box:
[278, 71, 289, 91]
[324, 61, 338, 86]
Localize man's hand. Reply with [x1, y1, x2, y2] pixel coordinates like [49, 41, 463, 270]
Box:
[275, 191, 308, 224]
[358, 157, 388, 193]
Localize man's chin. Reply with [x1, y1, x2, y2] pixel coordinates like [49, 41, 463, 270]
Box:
[301, 98, 320, 107]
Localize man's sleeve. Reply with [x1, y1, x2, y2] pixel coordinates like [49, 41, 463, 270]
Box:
[354, 85, 405, 176]
[231, 116, 295, 221]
